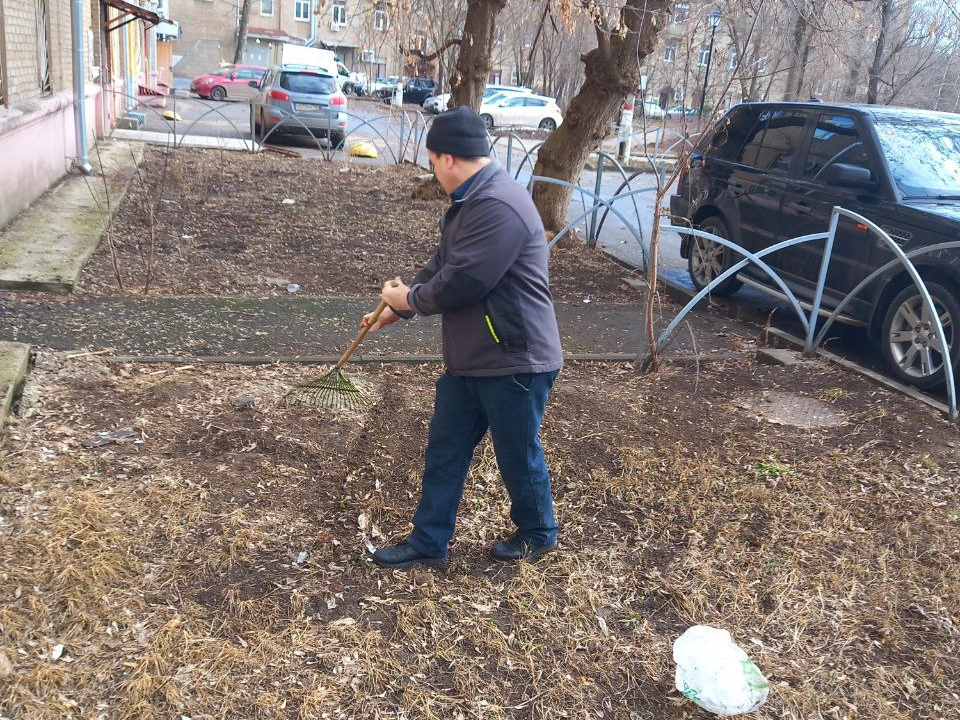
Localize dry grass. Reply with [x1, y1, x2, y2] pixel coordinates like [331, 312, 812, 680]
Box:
[1, 352, 958, 719]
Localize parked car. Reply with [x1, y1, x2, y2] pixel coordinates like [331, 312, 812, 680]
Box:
[401, 77, 437, 106]
[190, 64, 268, 101]
[370, 76, 402, 99]
[478, 93, 563, 132]
[424, 85, 532, 114]
[343, 69, 367, 95]
[667, 105, 698, 118]
[671, 101, 960, 388]
[640, 99, 666, 118]
[251, 66, 348, 148]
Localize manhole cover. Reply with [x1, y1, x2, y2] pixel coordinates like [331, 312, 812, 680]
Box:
[740, 391, 844, 429]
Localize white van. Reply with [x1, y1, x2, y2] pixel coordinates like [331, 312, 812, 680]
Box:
[280, 43, 349, 89]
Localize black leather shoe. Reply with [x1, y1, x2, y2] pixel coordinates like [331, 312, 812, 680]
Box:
[490, 534, 557, 562]
[373, 541, 446, 569]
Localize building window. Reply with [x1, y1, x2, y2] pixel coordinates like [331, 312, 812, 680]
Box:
[673, 86, 683, 103]
[489, 71, 501, 84]
[663, 40, 678, 62]
[728, 49, 738, 70]
[672, 2, 689, 23]
[698, 43, 711, 67]
[260, 0, 274, 17]
[36, 0, 52, 94]
[757, 56, 768, 73]
[332, 2, 346, 25]
[494, 26, 504, 45]
[295, 0, 310, 21]
[374, 5, 389, 30]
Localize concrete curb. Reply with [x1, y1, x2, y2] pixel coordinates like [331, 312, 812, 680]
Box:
[766, 327, 952, 417]
[0, 342, 30, 430]
[110, 129, 257, 152]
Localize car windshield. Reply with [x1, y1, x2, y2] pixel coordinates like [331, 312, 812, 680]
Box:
[279, 72, 336, 95]
[875, 120, 960, 198]
[212, 66, 234, 76]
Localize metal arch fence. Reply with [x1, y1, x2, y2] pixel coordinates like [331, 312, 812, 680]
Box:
[103, 88, 439, 166]
[526, 176, 651, 267]
[656, 207, 958, 421]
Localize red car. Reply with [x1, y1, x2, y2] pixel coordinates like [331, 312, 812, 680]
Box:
[190, 64, 268, 101]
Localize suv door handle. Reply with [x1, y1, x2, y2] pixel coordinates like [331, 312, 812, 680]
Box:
[786, 201, 812, 215]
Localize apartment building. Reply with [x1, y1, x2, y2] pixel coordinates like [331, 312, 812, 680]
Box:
[169, 0, 402, 83]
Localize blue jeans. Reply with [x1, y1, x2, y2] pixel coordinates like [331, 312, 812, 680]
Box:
[406, 370, 560, 558]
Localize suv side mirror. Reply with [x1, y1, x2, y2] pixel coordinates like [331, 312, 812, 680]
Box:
[826, 163, 877, 190]
[248, 80, 261, 88]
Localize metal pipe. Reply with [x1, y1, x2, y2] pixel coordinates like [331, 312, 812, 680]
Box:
[71, 0, 93, 174]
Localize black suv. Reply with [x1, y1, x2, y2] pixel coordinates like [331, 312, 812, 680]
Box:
[671, 102, 960, 389]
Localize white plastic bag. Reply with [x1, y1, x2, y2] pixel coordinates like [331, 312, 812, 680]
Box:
[673, 625, 770, 716]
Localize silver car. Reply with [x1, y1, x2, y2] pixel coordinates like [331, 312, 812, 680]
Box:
[251, 65, 348, 147]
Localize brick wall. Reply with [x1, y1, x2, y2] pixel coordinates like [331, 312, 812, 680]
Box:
[0, 0, 93, 107]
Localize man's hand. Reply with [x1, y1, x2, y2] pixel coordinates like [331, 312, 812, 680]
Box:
[361, 305, 400, 332]
[381, 277, 411, 311]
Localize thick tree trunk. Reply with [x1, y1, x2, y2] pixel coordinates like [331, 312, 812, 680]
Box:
[782, 6, 808, 101]
[866, 0, 893, 104]
[531, 0, 671, 232]
[234, 0, 252, 65]
[449, 0, 507, 110]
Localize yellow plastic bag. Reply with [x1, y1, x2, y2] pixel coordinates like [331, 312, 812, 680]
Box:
[349, 141, 378, 158]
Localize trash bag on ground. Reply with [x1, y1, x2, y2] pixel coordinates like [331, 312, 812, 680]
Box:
[349, 141, 378, 158]
[673, 625, 770, 715]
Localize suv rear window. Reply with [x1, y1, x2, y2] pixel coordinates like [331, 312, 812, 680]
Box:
[706, 106, 765, 164]
[279, 72, 336, 95]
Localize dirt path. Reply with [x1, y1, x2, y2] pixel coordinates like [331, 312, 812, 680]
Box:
[0, 353, 957, 718]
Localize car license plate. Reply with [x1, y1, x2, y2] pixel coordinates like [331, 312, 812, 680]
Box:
[295, 103, 318, 112]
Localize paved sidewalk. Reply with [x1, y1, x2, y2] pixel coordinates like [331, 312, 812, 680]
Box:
[0, 141, 143, 292]
[0, 296, 749, 360]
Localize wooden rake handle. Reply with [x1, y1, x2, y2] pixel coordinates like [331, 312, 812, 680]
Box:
[336, 281, 400, 368]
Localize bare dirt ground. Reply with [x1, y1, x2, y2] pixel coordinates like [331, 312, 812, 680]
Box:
[76, 147, 644, 303]
[1, 352, 957, 719]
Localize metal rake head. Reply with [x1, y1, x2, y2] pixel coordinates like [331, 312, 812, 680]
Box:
[284, 366, 370, 410]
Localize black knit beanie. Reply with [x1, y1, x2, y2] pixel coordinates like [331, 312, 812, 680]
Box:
[425, 106, 491, 158]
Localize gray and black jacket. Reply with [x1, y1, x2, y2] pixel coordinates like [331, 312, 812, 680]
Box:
[404, 162, 563, 377]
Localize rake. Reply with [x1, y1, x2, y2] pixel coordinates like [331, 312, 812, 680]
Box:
[284, 288, 396, 410]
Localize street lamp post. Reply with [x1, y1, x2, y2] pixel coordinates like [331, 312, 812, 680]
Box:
[698, 8, 722, 118]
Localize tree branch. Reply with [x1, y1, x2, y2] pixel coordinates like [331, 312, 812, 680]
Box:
[402, 36, 461, 62]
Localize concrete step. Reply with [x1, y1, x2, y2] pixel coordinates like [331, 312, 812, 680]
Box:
[0, 341, 30, 430]
[0, 140, 143, 292]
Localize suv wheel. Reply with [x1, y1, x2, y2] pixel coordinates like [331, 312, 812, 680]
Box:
[329, 131, 345, 149]
[880, 281, 960, 389]
[687, 216, 743, 296]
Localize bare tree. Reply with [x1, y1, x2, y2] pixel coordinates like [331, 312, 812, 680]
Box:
[531, 0, 673, 232]
[449, 0, 509, 109]
[234, 0, 252, 65]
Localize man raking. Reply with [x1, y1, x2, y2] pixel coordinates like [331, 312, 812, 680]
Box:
[363, 106, 564, 568]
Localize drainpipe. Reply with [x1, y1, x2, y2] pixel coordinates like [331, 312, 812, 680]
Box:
[71, 0, 93, 174]
[304, 1, 318, 47]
